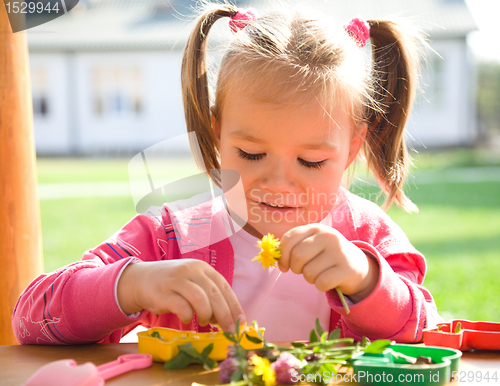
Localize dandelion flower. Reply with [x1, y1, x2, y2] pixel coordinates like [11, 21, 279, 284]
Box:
[250, 355, 276, 386]
[252, 233, 281, 269]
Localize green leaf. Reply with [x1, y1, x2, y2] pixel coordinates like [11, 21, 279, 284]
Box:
[223, 331, 237, 343]
[313, 365, 330, 385]
[234, 344, 248, 359]
[165, 342, 218, 371]
[163, 350, 195, 369]
[320, 331, 328, 344]
[150, 331, 167, 341]
[320, 362, 336, 375]
[315, 318, 324, 337]
[178, 342, 202, 359]
[364, 339, 393, 354]
[322, 355, 350, 362]
[235, 317, 240, 338]
[454, 321, 462, 334]
[231, 370, 244, 382]
[252, 321, 264, 339]
[361, 336, 371, 347]
[328, 329, 340, 341]
[263, 341, 277, 351]
[309, 329, 318, 344]
[244, 333, 263, 344]
[202, 358, 217, 371]
[200, 343, 214, 361]
[291, 342, 306, 348]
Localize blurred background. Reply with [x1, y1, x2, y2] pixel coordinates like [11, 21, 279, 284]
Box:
[26, 0, 500, 323]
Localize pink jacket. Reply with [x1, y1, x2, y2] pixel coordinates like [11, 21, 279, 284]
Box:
[12, 188, 442, 345]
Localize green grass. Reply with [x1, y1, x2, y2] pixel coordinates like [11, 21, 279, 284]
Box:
[40, 196, 137, 272]
[37, 157, 131, 183]
[386, 182, 499, 323]
[37, 151, 500, 323]
[408, 147, 500, 170]
[37, 156, 200, 184]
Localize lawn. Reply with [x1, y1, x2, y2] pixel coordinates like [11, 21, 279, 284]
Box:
[37, 149, 500, 323]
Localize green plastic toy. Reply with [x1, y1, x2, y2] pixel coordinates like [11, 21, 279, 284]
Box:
[352, 343, 462, 386]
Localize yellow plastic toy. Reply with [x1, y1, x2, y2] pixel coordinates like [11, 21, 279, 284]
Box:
[138, 326, 265, 362]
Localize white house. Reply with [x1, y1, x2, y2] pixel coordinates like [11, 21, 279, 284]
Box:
[27, 0, 477, 155]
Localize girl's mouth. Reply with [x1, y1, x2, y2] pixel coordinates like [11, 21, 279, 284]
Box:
[260, 202, 296, 210]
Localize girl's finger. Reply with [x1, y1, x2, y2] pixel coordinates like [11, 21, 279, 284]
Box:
[279, 224, 320, 272]
[301, 249, 338, 286]
[206, 268, 246, 331]
[175, 280, 213, 326]
[160, 291, 195, 324]
[288, 232, 326, 275]
[313, 265, 344, 292]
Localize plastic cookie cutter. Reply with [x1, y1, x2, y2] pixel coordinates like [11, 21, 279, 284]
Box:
[351, 343, 462, 386]
[138, 326, 265, 362]
[23, 353, 153, 386]
[423, 319, 500, 351]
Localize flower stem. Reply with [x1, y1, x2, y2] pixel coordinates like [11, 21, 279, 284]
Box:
[335, 287, 350, 314]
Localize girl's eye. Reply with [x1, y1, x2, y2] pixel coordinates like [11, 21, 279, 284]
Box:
[238, 149, 326, 170]
[298, 158, 327, 170]
[238, 149, 264, 161]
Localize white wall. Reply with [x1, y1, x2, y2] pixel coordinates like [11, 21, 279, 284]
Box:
[408, 39, 477, 148]
[30, 51, 190, 155]
[75, 51, 188, 154]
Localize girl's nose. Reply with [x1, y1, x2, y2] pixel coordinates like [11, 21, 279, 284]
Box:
[259, 161, 296, 192]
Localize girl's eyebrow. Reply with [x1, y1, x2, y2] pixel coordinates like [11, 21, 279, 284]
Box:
[301, 142, 339, 151]
[229, 130, 338, 151]
[229, 130, 264, 144]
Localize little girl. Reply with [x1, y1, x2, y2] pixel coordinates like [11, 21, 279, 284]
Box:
[13, 3, 442, 344]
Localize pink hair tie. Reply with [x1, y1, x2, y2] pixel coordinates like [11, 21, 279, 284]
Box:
[229, 8, 258, 34]
[344, 17, 370, 48]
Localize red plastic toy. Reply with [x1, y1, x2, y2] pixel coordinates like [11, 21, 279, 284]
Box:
[423, 319, 500, 351]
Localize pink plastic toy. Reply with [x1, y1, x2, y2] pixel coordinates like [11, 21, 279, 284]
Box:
[23, 353, 153, 386]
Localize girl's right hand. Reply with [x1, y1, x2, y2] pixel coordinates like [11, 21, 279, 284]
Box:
[116, 259, 244, 332]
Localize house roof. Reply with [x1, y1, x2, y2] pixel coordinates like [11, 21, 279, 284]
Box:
[27, 0, 477, 52]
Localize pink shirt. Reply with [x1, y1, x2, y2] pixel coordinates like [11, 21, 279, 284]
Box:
[12, 188, 443, 344]
[229, 218, 331, 341]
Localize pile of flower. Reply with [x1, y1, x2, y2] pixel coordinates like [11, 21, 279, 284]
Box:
[210, 320, 392, 386]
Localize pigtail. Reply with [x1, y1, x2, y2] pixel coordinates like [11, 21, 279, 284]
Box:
[364, 20, 423, 213]
[181, 4, 237, 184]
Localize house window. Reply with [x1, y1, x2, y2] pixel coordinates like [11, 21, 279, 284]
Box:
[91, 66, 143, 118]
[31, 67, 50, 118]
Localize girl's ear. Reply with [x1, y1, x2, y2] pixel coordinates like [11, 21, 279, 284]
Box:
[345, 123, 368, 169]
[210, 106, 221, 143]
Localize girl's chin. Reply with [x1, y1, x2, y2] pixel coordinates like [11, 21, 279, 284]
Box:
[245, 221, 298, 240]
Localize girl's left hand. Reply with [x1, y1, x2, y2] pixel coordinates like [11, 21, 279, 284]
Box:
[278, 223, 379, 303]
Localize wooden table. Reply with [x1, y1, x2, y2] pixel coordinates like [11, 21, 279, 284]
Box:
[1, 343, 499, 385]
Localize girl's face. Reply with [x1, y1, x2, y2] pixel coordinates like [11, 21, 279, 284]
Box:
[212, 91, 366, 239]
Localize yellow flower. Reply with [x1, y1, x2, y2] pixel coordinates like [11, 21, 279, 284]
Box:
[252, 233, 281, 269]
[250, 355, 276, 386]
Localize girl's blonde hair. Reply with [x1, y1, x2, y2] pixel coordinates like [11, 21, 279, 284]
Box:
[181, 2, 423, 212]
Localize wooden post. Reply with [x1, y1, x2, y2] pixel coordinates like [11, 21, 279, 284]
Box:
[0, 2, 44, 344]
